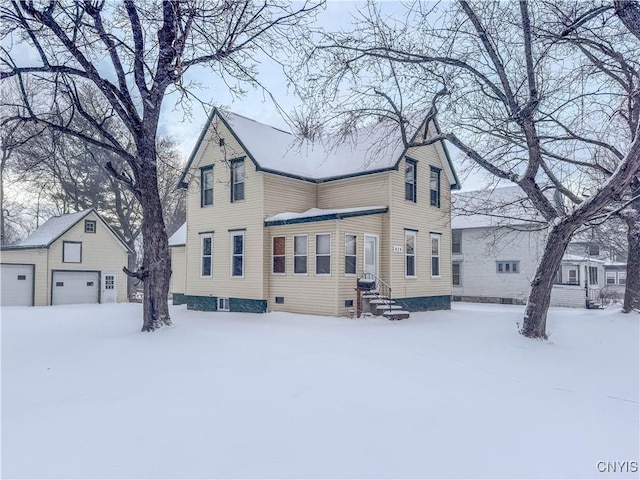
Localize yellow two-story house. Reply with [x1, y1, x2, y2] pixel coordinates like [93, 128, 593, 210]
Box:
[174, 109, 460, 316]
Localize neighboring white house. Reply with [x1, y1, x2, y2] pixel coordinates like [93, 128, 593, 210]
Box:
[452, 187, 607, 308]
[172, 108, 460, 317]
[168, 223, 186, 304]
[0, 209, 131, 306]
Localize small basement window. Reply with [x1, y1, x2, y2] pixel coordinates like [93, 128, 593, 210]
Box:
[345, 300, 354, 307]
[218, 297, 230, 311]
[275, 296, 285, 304]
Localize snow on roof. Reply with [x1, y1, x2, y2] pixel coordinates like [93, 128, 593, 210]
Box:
[168, 223, 186, 247]
[18, 210, 92, 247]
[452, 186, 548, 229]
[562, 254, 605, 264]
[265, 206, 387, 225]
[223, 111, 408, 180]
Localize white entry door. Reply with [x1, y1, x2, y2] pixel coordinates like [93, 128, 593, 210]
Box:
[101, 273, 117, 303]
[52, 271, 100, 305]
[364, 235, 378, 277]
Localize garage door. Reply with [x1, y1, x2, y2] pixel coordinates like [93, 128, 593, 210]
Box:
[52, 271, 100, 305]
[1, 264, 34, 306]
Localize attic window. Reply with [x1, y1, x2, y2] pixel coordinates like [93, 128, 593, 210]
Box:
[231, 159, 245, 202]
[588, 244, 599, 256]
[85, 220, 96, 233]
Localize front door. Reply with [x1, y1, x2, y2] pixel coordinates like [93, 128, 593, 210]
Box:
[364, 235, 378, 277]
[101, 273, 117, 303]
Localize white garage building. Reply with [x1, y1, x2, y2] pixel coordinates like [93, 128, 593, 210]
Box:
[1, 209, 131, 306]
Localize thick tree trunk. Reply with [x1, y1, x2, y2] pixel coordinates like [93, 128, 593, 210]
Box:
[522, 221, 577, 339]
[622, 211, 640, 313]
[137, 160, 171, 332]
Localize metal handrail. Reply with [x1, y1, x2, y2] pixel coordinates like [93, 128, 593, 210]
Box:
[361, 271, 393, 313]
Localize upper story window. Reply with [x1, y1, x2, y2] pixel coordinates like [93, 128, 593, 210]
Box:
[430, 167, 441, 207]
[405, 159, 417, 202]
[63, 241, 82, 263]
[84, 220, 96, 233]
[273, 236, 286, 274]
[315, 233, 331, 275]
[201, 234, 212, 277]
[345, 234, 357, 276]
[405, 230, 416, 277]
[231, 160, 245, 202]
[588, 244, 600, 256]
[201, 166, 213, 206]
[231, 232, 244, 277]
[497, 261, 519, 274]
[452, 229, 462, 254]
[294, 235, 308, 274]
[431, 233, 441, 277]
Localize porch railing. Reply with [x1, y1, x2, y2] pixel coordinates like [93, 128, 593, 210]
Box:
[361, 271, 392, 304]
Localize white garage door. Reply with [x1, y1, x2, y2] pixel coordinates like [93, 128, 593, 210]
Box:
[52, 271, 100, 305]
[1, 264, 34, 306]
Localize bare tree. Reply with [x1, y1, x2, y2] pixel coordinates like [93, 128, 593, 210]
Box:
[0, 0, 320, 331]
[295, 0, 640, 337]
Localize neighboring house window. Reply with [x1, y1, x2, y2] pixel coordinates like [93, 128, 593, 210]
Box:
[606, 271, 616, 285]
[588, 266, 598, 285]
[316, 233, 331, 275]
[452, 262, 461, 286]
[452, 229, 462, 254]
[497, 261, 519, 274]
[231, 160, 245, 202]
[63, 241, 82, 263]
[618, 271, 627, 285]
[405, 230, 416, 277]
[588, 244, 600, 256]
[345, 234, 357, 275]
[431, 233, 441, 277]
[201, 234, 212, 277]
[201, 166, 213, 206]
[294, 235, 308, 274]
[231, 232, 244, 277]
[405, 159, 417, 202]
[84, 220, 96, 233]
[273, 236, 286, 274]
[430, 167, 441, 208]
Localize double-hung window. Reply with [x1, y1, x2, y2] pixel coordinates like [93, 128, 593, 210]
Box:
[345, 234, 357, 275]
[201, 166, 213, 206]
[294, 235, 308, 274]
[405, 230, 416, 277]
[316, 233, 331, 275]
[231, 232, 244, 277]
[405, 159, 417, 202]
[273, 236, 286, 274]
[231, 160, 245, 202]
[431, 233, 441, 277]
[618, 271, 627, 285]
[606, 271, 616, 285]
[452, 262, 461, 286]
[588, 266, 598, 285]
[452, 229, 462, 254]
[201, 234, 212, 277]
[430, 167, 441, 208]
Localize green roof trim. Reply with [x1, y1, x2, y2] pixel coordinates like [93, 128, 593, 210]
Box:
[265, 207, 389, 227]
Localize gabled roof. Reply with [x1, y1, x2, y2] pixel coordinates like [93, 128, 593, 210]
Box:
[2, 209, 132, 252]
[168, 223, 186, 247]
[178, 109, 460, 188]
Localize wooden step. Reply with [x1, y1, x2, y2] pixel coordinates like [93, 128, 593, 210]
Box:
[383, 310, 410, 320]
[375, 304, 402, 311]
[369, 298, 392, 305]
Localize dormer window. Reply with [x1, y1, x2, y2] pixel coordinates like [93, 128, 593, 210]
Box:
[231, 159, 245, 202]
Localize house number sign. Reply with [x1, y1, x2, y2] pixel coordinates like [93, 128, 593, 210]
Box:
[393, 245, 404, 253]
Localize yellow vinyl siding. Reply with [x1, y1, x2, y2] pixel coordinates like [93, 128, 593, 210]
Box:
[184, 116, 265, 300]
[170, 246, 186, 294]
[47, 211, 130, 303]
[389, 142, 453, 299]
[1, 248, 48, 306]
[263, 173, 316, 216]
[317, 172, 391, 209]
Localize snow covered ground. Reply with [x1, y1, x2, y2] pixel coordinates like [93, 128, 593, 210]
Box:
[2, 302, 638, 479]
